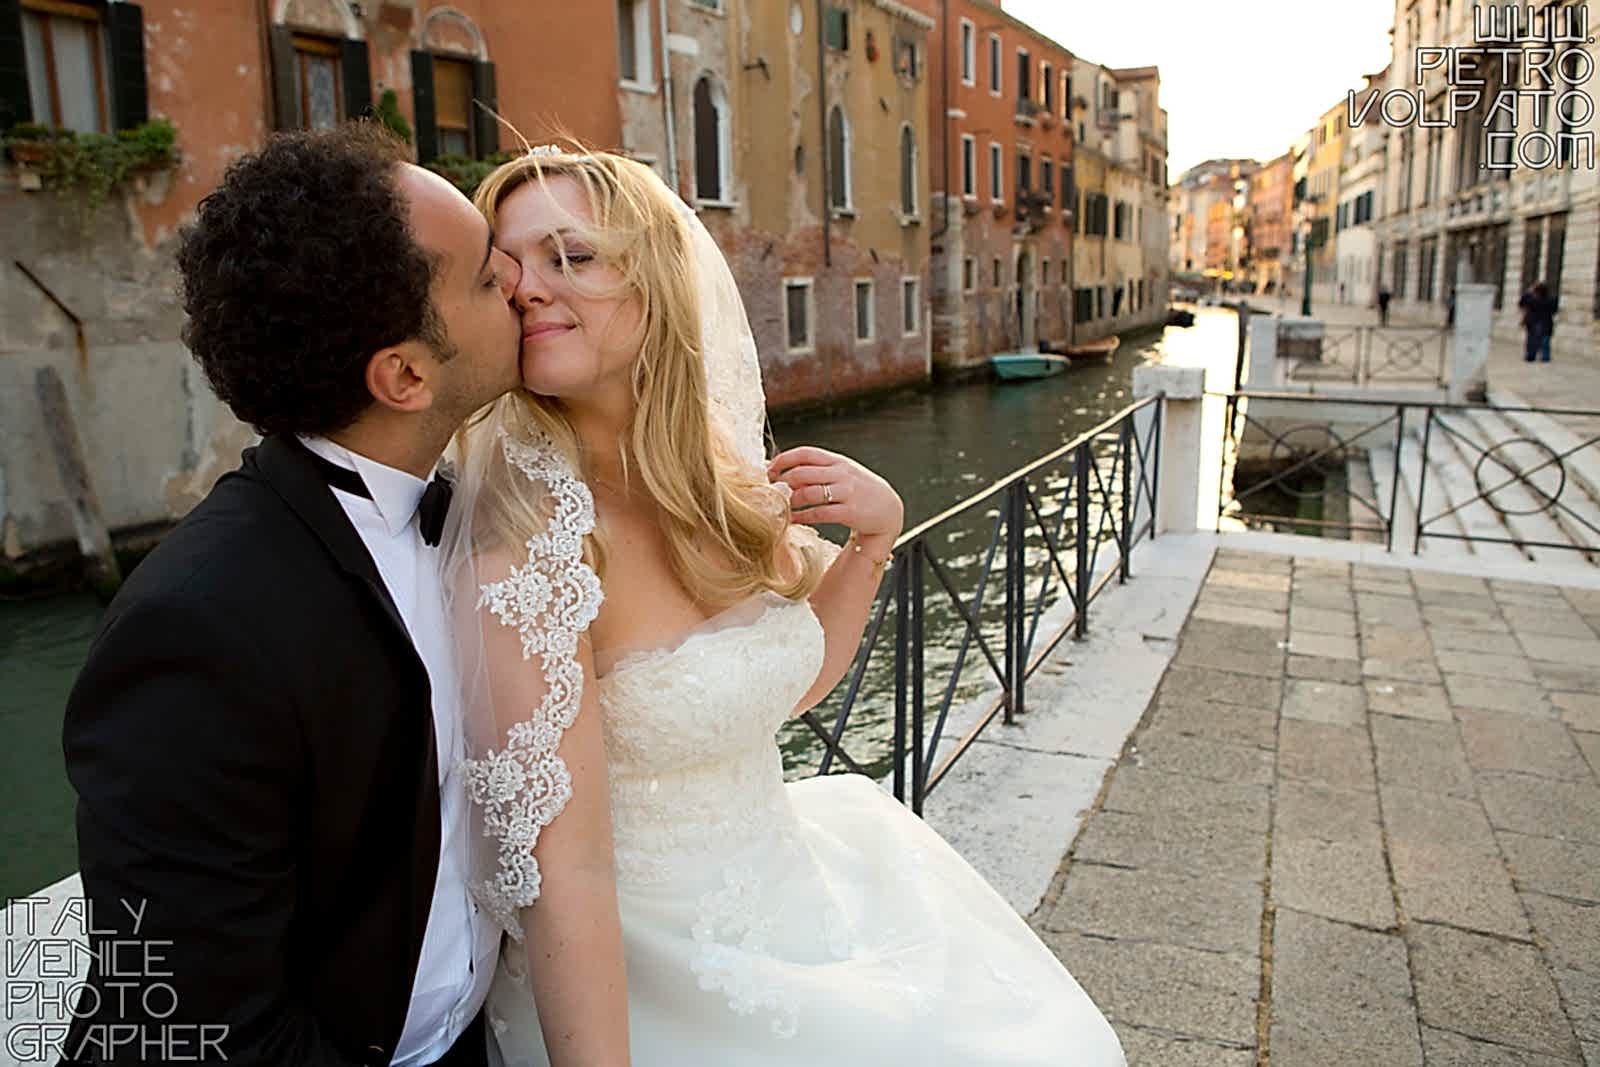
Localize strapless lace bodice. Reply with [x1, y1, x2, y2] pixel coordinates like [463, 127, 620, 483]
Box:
[595, 595, 825, 886]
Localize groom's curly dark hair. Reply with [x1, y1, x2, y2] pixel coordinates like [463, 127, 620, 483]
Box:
[177, 122, 450, 438]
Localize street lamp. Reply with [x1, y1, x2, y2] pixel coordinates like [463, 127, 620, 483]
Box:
[1300, 195, 1322, 317]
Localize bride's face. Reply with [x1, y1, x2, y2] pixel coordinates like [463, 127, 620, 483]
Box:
[496, 174, 645, 402]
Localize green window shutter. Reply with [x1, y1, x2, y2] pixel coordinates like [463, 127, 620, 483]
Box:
[341, 37, 372, 120]
[0, 0, 30, 129]
[269, 26, 298, 129]
[106, 2, 147, 130]
[411, 50, 436, 161]
[471, 60, 496, 158]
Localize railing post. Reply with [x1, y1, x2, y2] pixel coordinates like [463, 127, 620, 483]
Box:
[892, 552, 908, 804]
[1013, 481, 1027, 718]
[1075, 441, 1091, 640]
[1413, 407, 1435, 554]
[1119, 419, 1132, 582]
[910, 540, 926, 815]
[1003, 483, 1017, 726]
[1151, 400, 1162, 540]
[1387, 405, 1405, 551]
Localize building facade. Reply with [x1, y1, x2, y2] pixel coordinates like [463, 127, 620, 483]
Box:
[1333, 67, 1387, 306]
[1246, 152, 1295, 293]
[1171, 158, 1254, 285]
[914, 0, 1075, 371]
[1376, 0, 1597, 357]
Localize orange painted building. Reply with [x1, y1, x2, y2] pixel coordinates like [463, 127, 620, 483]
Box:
[908, 0, 1075, 371]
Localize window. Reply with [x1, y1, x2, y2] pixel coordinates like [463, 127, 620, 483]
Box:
[1016, 48, 1030, 101]
[290, 36, 343, 130]
[828, 105, 851, 211]
[1062, 72, 1070, 120]
[959, 19, 975, 85]
[960, 134, 976, 197]
[431, 57, 474, 156]
[825, 6, 849, 51]
[1418, 235, 1438, 302]
[690, 0, 722, 9]
[275, 26, 370, 133]
[1041, 258, 1051, 285]
[989, 141, 1003, 201]
[963, 257, 976, 292]
[19, 0, 117, 133]
[854, 279, 875, 342]
[893, 35, 919, 80]
[1041, 158, 1054, 198]
[899, 124, 917, 216]
[693, 75, 728, 202]
[1017, 152, 1031, 193]
[1042, 63, 1053, 113]
[992, 257, 1002, 288]
[1074, 288, 1094, 322]
[617, 0, 652, 86]
[1392, 241, 1408, 299]
[785, 279, 813, 352]
[902, 277, 920, 336]
[987, 33, 1001, 95]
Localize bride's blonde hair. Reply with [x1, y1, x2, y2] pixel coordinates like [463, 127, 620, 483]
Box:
[463, 146, 824, 608]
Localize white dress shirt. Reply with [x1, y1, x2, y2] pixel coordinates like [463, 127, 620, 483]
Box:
[301, 437, 499, 1066]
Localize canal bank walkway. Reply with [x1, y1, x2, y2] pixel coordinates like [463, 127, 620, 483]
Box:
[1027, 545, 1600, 1066]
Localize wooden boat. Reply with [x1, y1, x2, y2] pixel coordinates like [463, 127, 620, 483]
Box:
[1061, 335, 1121, 362]
[990, 352, 1070, 380]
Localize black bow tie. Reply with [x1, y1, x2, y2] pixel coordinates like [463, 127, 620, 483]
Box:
[305, 449, 454, 547]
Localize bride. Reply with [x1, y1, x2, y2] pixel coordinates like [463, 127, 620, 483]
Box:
[440, 145, 1124, 1066]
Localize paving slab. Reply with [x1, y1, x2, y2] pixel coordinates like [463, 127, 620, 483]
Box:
[1380, 784, 1503, 857]
[1290, 606, 1358, 636]
[1112, 1026, 1254, 1067]
[1206, 568, 1292, 594]
[1042, 863, 1263, 956]
[1423, 604, 1512, 632]
[1427, 625, 1527, 656]
[1290, 589, 1356, 613]
[1517, 632, 1600, 665]
[1190, 600, 1289, 632]
[1476, 773, 1600, 844]
[1361, 623, 1436, 660]
[1173, 639, 1286, 678]
[1457, 708, 1594, 781]
[1419, 1025, 1584, 1066]
[1359, 593, 1427, 627]
[1408, 923, 1583, 1060]
[1387, 834, 1531, 938]
[1158, 665, 1283, 711]
[1277, 720, 1376, 792]
[1146, 696, 1278, 749]
[1552, 691, 1600, 733]
[1502, 603, 1597, 638]
[1549, 967, 1600, 1049]
[1519, 893, 1600, 977]
[1041, 929, 1260, 1047]
[1272, 835, 1395, 929]
[1364, 679, 1454, 722]
[1498, 832, 1600, 903]
[1129, 730, 1275, 786]
[1286, 654, 1362, 684]
[1284, 630, 1359, 660]
[1532, 659, 1600, 693]
[1575, 730, 1600, 779]
[1281, 678, 1366, 726]
[1363, 657, 1446, 684]
[1370, 713, 1476, 797]
[1269, 909, 1422, 1067]
[1276, 779, 1382, 845]
[1072, 809, 1267, 882]
[1099, 766, 1271, 834]
[1443, 674, 1555, 717]
[1411, 571, 1491, 594]
[1435, 648, 1539, 684]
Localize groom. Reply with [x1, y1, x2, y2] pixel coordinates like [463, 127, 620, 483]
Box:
[61, 124, 522, 1064]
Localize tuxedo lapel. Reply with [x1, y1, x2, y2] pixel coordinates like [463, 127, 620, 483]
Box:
[251, 435, 415, 645]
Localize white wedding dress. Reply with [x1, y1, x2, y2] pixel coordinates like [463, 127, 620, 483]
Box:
[482, 590, 1125, 1066]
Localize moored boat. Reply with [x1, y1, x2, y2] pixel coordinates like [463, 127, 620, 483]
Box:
[990, 352, 1070, 380]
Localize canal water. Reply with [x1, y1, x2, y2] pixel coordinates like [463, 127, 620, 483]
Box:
[0, 307, 1242, 901]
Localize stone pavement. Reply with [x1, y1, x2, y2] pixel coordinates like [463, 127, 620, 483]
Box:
[1031, 548, 1600, 1066]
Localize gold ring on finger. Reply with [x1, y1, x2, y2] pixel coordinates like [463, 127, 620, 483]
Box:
[823, 483, 834, 505]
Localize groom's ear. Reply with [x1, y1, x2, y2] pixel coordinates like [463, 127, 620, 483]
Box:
[364, 341, 437, 415]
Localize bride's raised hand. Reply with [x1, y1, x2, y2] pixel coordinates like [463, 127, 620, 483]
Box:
[768, 445, 905, 555]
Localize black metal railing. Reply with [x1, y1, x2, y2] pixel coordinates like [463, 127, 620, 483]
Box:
[1219, 389, 1600, 558]
[792, 398, 1162, 814]
[1282, 325, 1450, 388]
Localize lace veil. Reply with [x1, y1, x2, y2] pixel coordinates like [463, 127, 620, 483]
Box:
[437, 159, 785, 939]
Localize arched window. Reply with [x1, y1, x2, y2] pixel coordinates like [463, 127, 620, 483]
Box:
[899, 124, 917, 217]
[828, 104, 851, 211]
[693, 75, 728, 202]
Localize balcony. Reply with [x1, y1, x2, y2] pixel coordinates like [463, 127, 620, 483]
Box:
[1015, 98, 1045, 128]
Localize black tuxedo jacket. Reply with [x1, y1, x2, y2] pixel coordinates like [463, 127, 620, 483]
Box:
[61, 435, 444, 1065]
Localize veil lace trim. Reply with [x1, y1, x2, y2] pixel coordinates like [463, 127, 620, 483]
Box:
[460, 428, 603, 941]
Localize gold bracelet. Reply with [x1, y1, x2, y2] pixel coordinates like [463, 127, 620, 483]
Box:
[848, 531, 893, 570]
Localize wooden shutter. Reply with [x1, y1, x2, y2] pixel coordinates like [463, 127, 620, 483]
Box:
[106, 2, 147, 130]
[411, 50, 435, 161]
[341, 38, 371, 120]
[0, 0, 30, 128]
[471, 60, 496, 157]
[269, 26, 297, 129]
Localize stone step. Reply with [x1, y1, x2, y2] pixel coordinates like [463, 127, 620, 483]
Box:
[1364, 443, 1411, 551]
[1421, 411, 1536, 564]
[1395, 433, 1474, 558]
[1449, 406, 1600, 566]
[1485, 393, 1600, 564]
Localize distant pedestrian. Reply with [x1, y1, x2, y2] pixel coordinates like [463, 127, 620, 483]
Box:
[1519, 281, 1557, 362]
[1447, 288, 1456, 327]
[1377, 286, 1391, 326]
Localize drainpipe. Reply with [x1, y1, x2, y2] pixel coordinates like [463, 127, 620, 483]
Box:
[816, 0, 830, 267]
[658, 0, 679, 192]
[932, 0, 950, 244]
